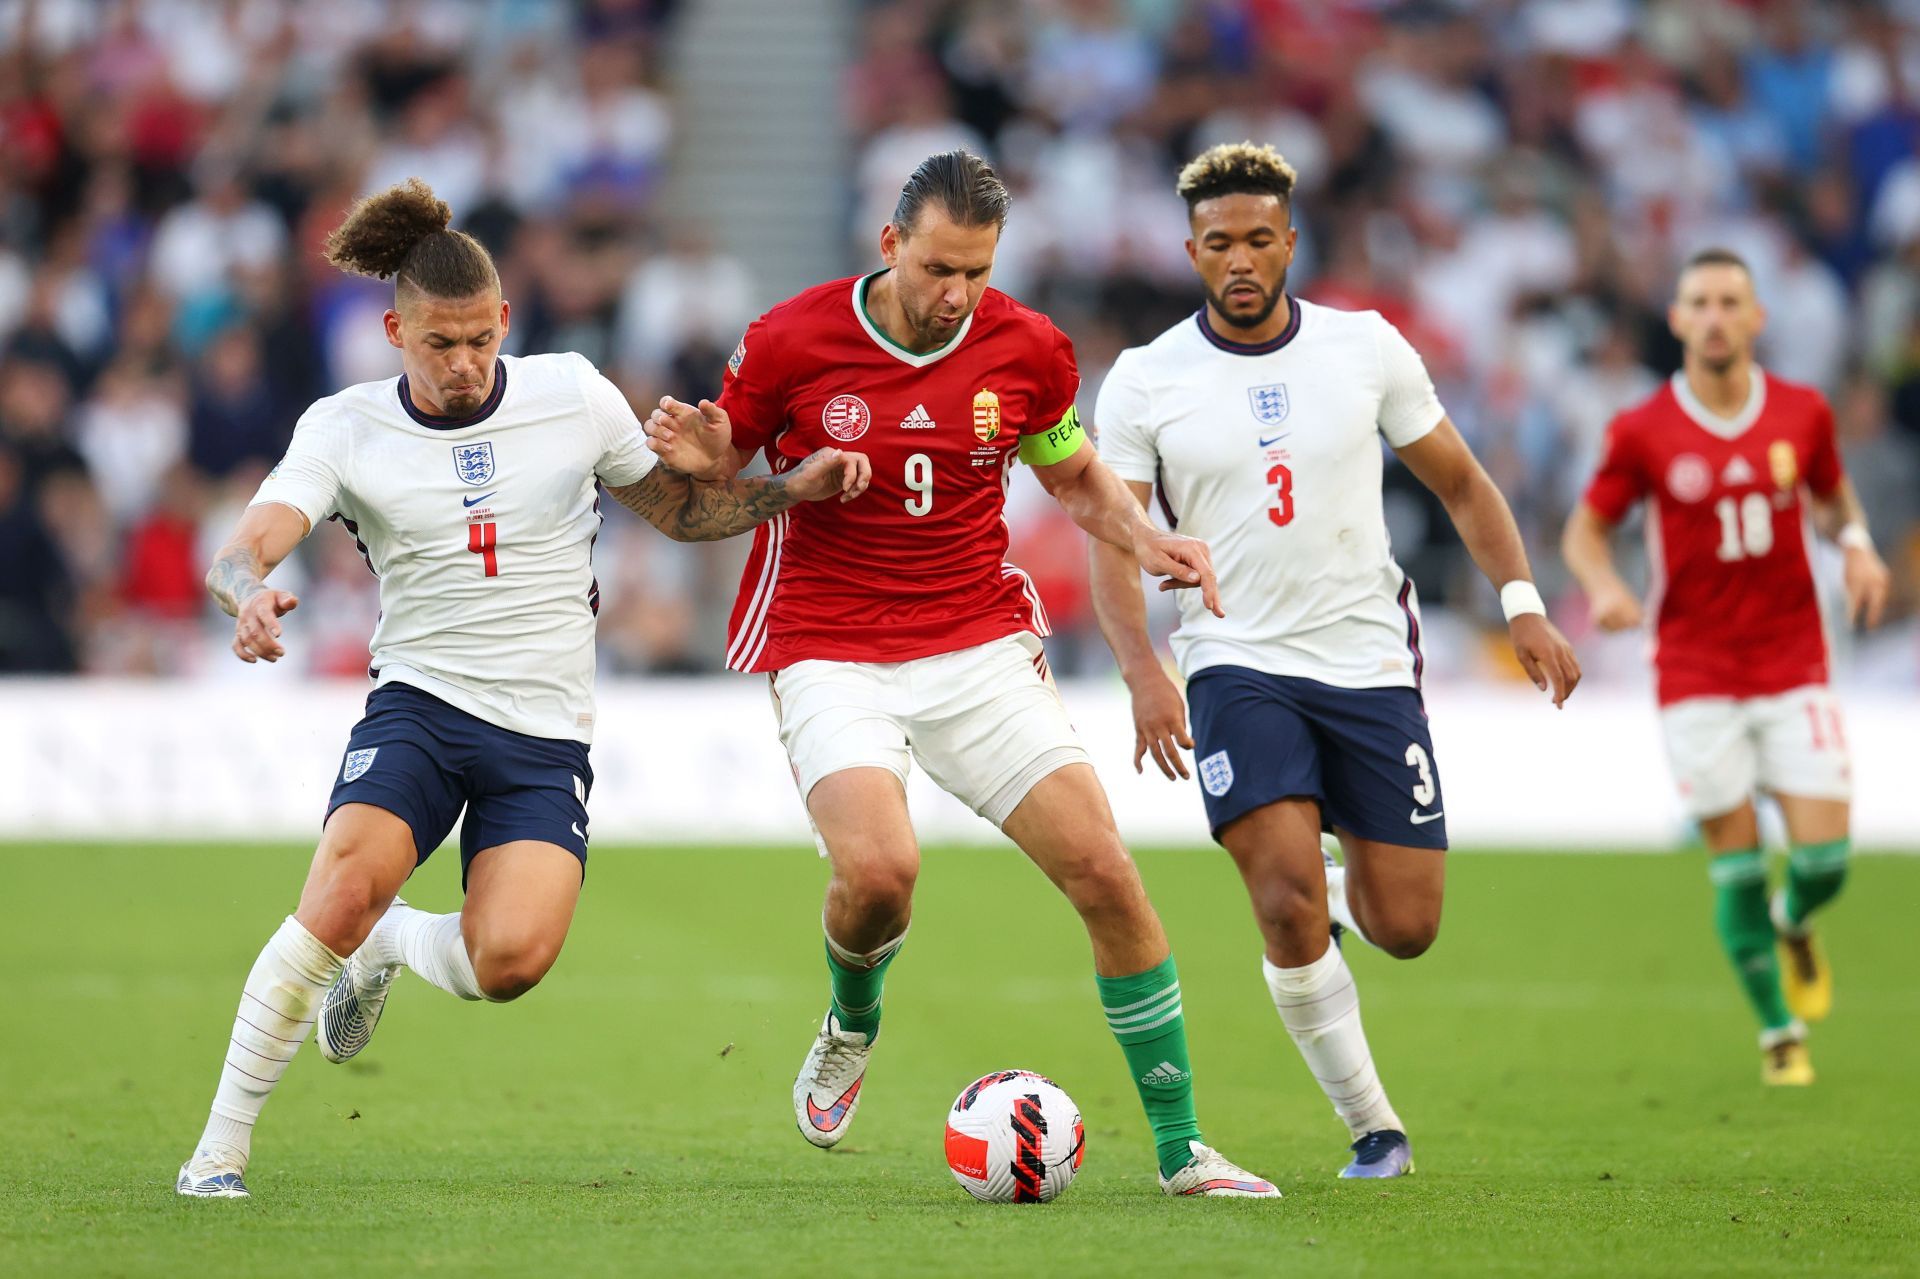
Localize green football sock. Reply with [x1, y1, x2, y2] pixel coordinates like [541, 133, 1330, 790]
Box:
[1784, 838, 1849, 928]
[1097, 954, 1203, 1178]
[824, 933, 902, 1039]
[1709, 850, 1792, 1032]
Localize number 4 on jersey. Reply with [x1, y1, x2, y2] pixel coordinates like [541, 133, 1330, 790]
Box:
[468, 520, 499, 576]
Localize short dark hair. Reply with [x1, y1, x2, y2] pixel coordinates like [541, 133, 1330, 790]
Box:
[1681, 246, 1752, 277]
[1177, 142, 1298, 212]
[892, 150, 1011, 236]
[323, 178, 499, 303]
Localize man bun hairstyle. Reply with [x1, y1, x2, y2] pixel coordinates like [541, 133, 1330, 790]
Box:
[893, 149, 1011, 236]
[323, 177, 499, 302]
[1177, 141, 1298, 212]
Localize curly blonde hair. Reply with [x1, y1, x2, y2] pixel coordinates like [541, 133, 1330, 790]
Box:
[1176, 142, 1298, 211]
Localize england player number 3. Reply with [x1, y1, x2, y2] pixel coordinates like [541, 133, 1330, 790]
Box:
[1267, 462, 1294, 528]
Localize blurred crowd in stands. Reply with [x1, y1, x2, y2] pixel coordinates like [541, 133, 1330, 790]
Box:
[3, 0, 1919, 688]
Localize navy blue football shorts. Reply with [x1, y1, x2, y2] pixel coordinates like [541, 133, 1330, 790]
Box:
[1185, 666, 1447, 850]
[326, 682, 593, 885]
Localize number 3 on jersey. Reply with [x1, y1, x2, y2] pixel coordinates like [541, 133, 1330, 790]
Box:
[1267, 461, 1294, 527]
[468, 520, 499, 576]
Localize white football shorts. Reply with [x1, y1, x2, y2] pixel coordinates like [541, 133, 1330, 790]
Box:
[1659, 685, 1853, 821]
[769, 632, 1088, 831]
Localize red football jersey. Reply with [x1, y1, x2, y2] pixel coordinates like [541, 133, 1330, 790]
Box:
[1584, 371, 1843, 705]
[716, 274, 1079, 672]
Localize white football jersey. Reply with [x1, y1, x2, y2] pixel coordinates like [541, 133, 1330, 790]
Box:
[1096, 299, 1445, 689]
[251, 352, 656, 741]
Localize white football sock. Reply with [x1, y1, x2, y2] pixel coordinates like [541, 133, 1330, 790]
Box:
[1263, 942, 1404, 1140]
[199, 916, 343, 1167]
[1324, 862, 1365, 941]
[365, 905, 483, 1001]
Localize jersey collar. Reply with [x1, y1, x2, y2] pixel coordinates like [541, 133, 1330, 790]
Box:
[852, 271, 974, 367]
[1195, 295, 1301, 355]
[1670, 366, 1765, 440]
[397, 358, 509, 430]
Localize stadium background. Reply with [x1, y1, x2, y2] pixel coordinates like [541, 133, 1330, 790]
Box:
[6, 7, 1920, 1277]
[2, 0, 1919, 846]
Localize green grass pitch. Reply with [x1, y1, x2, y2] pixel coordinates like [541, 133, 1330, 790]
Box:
[2, 844, 1916, 1277]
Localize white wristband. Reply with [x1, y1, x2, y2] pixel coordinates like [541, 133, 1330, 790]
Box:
[1500, 580, 1546, 622]
[1837, 523, 1873, 552]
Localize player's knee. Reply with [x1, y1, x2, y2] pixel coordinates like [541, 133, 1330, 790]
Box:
[471, 941, 559, 1003]
[837, 857, 918, 921]
[1370, 913, 1439, 960]
[1053, 842, 1146, 916]
[1250, 876, 1325, 942]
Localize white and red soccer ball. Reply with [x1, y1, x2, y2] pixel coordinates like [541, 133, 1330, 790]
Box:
[944, 1070, 1084, 1203]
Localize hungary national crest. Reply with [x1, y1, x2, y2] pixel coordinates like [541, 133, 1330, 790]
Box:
[973, 388, 1002, 443]
[1248, 384, 1289, 425]
[452, 441, 496, 486]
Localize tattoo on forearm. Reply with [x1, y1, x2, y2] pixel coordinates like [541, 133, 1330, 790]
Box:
[206, 546, 267, 617]
[607, 466, 801, 541]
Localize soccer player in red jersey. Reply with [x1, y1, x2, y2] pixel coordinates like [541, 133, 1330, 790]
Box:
[1563, 248, 1892, 1085]
[646, 151, 1279, 1196]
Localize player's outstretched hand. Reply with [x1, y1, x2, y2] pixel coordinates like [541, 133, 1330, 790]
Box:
[1134, 528, 1224, 618]
[786, 447, 873, 504]
[232, 589, 298, 664]
[1511, 614, 1581, 708]
[1842, 544, 1892, 630]
[1586, 579, 1643, 631]
[1129, 672, 1193, 780]
[645, 396, 734, 482]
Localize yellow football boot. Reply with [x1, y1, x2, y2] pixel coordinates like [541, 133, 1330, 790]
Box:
[1761, 1038, 1815, 1087]
[1777, 927, 1832, 1023]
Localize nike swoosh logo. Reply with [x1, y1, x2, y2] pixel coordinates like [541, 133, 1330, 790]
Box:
[805, 1076, 863, 1131]
[1409, 809, 1444, 825]
[1259, 434, 1288, 446]
[571, 822, 586, 841]
[463, 492, 497, 507]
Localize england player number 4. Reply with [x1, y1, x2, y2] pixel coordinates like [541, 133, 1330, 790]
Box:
[468, 520, 499, 577]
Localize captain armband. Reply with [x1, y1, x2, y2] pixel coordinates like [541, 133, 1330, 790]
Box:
[1018, 406, 1087, 466]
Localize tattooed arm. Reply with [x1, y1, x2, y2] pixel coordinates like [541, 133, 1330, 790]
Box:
[207, 501, 310, 662]
[607, 447, 872, 541]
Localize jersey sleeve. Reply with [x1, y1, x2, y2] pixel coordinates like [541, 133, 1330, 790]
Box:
[1092, 350, 1157, 485]
[1806, 394, 1843, 498]
[1016, 322, 1088, 466]
[1027, 323, 1081, 433]
[1583, 414, 1645, 522]
[1374, 315, 1446, 448]
[250, 404, 346, 531]
[714, 313, 786, 456]
[575, 355, 658, 487]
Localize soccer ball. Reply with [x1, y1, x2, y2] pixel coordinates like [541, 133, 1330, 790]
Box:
[943, 1070, 1084, 1203]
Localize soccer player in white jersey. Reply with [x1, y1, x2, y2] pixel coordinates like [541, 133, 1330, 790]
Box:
[1087, 144, 1582, 1178]
[174, 180, 865, 1198]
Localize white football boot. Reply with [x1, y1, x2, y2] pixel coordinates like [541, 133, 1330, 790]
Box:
[175, 1144, 249, 1199]
[1160, 1140, 1282, 1198]
[316, 899, 404, 1064]
[792, 1009, 873, 1148]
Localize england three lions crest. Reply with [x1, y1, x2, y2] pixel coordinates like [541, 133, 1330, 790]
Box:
[341, 748, 378, 783]
[1248, 384, 1289, 425]
[452, 441, 496, 486]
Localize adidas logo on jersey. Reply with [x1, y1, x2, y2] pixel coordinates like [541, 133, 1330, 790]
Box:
[899, 404, 936, 430]
[1722, 456, 1756, 485]
[1140, 1060, 1191, 1086]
